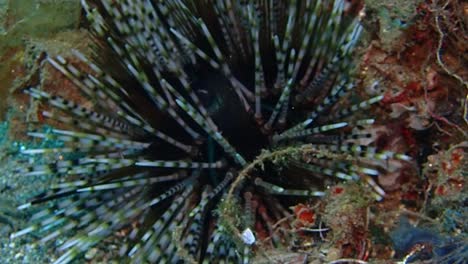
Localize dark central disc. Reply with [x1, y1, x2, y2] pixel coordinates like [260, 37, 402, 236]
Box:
[192, 67, 269, 162]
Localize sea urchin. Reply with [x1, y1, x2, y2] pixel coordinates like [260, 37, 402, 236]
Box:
[12, 0, 410, 263]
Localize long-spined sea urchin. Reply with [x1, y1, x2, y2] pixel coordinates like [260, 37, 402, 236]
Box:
[12, 0, 410, 263]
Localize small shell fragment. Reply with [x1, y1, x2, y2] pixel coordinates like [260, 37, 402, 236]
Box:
[241, 228, 256, 245]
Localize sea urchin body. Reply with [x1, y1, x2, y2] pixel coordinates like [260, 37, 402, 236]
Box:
[12, 0, 410, 263]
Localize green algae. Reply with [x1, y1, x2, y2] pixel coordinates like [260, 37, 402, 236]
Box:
[364, 0, 422, 48]
[0, 0, 81, 50]
[0, 0, 81, 120]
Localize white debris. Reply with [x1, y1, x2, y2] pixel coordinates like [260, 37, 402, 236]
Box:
[241, 228, 256, 245]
